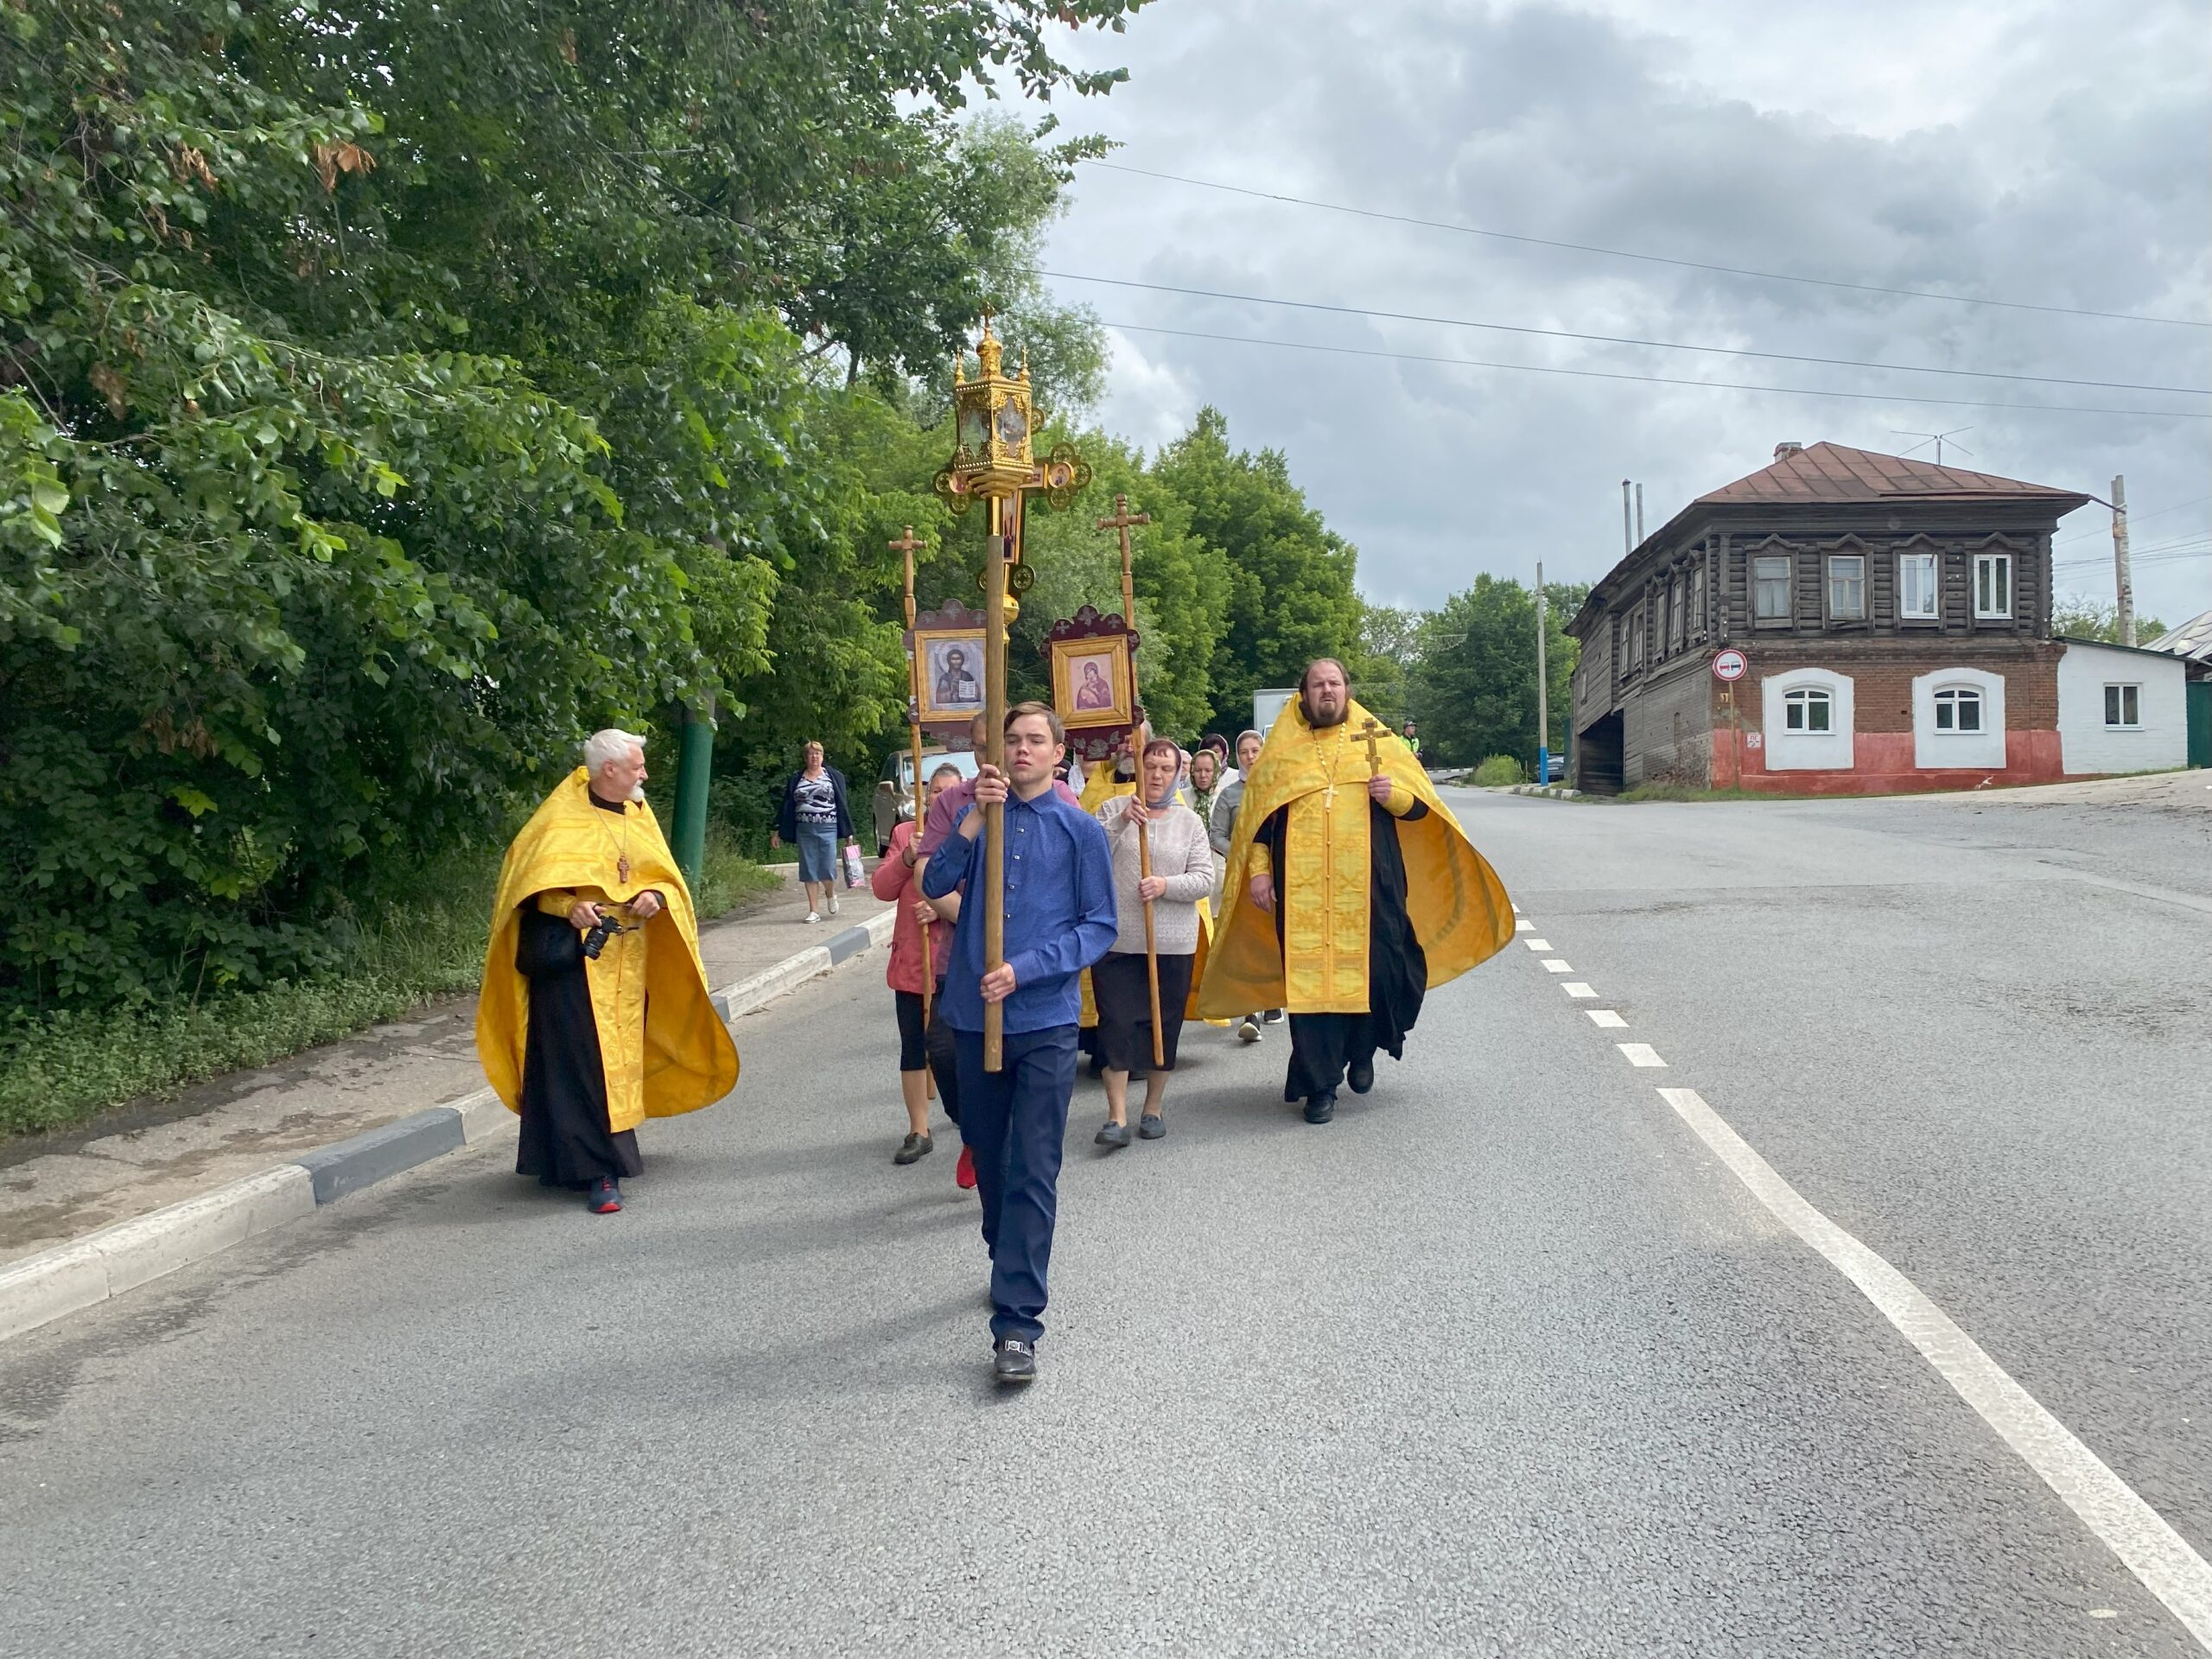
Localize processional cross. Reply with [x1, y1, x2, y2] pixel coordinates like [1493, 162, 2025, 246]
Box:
[888, 524, 936, 1096]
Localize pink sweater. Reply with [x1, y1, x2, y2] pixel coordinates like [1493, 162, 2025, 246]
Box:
[869, 822, 950, 994]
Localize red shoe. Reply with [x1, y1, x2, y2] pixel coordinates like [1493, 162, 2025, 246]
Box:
[955, 1146, 977, 1191]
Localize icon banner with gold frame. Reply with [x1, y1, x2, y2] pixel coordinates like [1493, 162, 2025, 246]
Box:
[1046, 613, 1138, 751]
[907, 603, 990, 728]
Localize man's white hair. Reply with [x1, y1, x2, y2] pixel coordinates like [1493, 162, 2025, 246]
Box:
[582, 728, 646, 772]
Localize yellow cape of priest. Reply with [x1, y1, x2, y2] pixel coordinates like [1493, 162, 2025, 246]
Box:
[1195, 696, 1514, 1020]
[475, 767, 739, 1133]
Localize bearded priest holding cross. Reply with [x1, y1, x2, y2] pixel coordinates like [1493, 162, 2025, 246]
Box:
[1197, 658, 1516, 1123]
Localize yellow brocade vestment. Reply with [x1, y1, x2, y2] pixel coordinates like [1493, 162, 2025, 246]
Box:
[475, 768, 739, 1132]
[1195, 697, 1513, 1020]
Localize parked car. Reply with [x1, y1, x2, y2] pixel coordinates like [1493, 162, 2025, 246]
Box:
[873, 747, 982, 854]
[1546, 753, 1567, 784]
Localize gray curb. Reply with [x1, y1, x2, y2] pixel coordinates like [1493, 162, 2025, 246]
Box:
[0, 903, 899, 1346]
[1510, 784, 1583, 799]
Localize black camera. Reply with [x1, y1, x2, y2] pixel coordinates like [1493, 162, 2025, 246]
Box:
[581, 909, 629, 960]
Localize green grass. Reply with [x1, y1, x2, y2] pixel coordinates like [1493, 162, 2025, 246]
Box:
[0, 829, 779, 1141]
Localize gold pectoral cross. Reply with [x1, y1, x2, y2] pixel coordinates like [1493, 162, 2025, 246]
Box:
[617, 855, 631, 884]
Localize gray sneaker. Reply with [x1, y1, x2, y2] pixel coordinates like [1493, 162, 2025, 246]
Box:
[1095, 1120, 1132, 1149]
[1236, 1016, 1262, 1043]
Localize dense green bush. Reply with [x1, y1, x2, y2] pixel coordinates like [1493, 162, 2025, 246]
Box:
[1472, 754, 1526, 787]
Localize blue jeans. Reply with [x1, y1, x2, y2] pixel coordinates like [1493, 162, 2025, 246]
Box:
[954, 1025, 1078, 1345]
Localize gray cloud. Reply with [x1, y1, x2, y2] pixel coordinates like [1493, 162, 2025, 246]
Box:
[1041, 0, 2211, 624]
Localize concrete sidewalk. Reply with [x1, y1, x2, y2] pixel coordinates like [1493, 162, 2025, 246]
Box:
[0, 868, 893, 1274]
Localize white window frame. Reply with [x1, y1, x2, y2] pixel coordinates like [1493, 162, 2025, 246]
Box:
[1783, 687, 1833, 733]
[2104, 683, 2141, 729]
[1898, 551, 1939, 620]
[1913, 667, 2007, 769]
[1762, 668, 1855, 771]
[1827, 554, 1866, 621]
[1690, 565, 1706, 639]
[1933, 687, 1984, 733]
[1974, 551, 2012, 620]
[1752, 555, 1791, 622]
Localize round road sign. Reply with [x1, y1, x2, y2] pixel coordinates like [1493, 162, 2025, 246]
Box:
[1712, 648, 1747, 683]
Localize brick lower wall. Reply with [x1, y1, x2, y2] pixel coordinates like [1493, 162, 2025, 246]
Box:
[1700, 639, 2066, 793]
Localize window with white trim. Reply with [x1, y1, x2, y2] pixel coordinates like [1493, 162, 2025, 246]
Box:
[1753, 555, 1791, 620]
[1933, 687, 1984, 732]
[1627, 605, 1643, 669]
[1690, 566, 1706, 639]
[1898, 552, 1938, 620]
[1827, 554, 1866, 620]
[1783, 687, 1833, 732]
[1974, 552, 2012, 619]
[1661, 583, 1674, 653]
[2104, 683, 2140, 728]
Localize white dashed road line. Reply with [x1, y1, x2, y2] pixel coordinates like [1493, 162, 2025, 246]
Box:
[1515, 918, 1533, 931]
[1563, 982, 1597, 999]
[1525, 938, 1553, 950]
[1657, 1086, 2212, 1651]
[1618, 1043, 1668, 1068]
[1541, 960, 1572, 974]
[1587, 1010, 1628, 1029]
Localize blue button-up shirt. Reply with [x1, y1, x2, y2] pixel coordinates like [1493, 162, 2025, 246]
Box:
[921, 785, 1118, 1035]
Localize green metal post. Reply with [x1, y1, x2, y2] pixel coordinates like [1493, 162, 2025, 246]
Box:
[671, 702, 714, 891]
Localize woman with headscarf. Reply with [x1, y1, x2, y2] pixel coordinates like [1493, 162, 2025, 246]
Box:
[872, 764, 964, 1166]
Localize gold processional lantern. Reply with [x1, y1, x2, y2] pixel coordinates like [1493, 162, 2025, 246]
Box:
[932, 313, 1090, 624]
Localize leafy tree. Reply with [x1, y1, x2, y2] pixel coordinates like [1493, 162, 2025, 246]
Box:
[1152, 407, 1364, 731]
[1409, 577, 1586, 769]
[2051, 594, 2165, 645]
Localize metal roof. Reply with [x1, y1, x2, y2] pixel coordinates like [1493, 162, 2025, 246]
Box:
[2145, 607, 2212, 664]
[1698, 442, 2088, 506]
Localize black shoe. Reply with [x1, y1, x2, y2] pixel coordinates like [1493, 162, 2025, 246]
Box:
[1348, 1058, 1374, 1095]
[1262, 1008, 1285, 1025]
[1303, 1092, 1337, 1125]
[1138, 1114, 1165, 1140]
[1095, 1120, 1132, 1149]
[893, 1131, 933, 1166]
[994, 1339, 1038, 1385]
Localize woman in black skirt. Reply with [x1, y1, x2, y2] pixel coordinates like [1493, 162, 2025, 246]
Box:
[1090, 738, 1217, 1148]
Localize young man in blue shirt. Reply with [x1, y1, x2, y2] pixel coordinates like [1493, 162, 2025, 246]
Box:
[923, 701, 1118, 1384]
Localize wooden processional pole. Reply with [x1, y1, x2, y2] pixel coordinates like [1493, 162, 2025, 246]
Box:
[982, 494, 1010, 1072]
[891, 524, 934, 1099]
[1098, 493, 1163, 1067]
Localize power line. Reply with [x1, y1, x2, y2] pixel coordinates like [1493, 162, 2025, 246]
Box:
[2054, 492, 2212, 545]
[1048, 270, 2212, 397]
[1100, 320, 2212, 422]
[1078, 160, 2212, 330]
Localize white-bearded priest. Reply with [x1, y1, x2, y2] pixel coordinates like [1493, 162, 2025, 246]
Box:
[1198, 659, 1514, 1123]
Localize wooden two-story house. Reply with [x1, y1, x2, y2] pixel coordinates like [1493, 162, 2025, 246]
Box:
[1566, 442, 2100, 795]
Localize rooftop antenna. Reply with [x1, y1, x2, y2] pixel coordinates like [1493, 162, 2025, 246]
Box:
[1893, 427, 1975, 466]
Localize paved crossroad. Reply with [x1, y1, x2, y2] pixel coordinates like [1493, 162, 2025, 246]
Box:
[3, 779, 2207, 1656]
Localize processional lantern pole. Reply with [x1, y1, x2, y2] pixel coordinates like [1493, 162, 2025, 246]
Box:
[890, 524, 934, 1099]
[933, 314, 1090, 1072]
[1097, 493, 1163, 1068]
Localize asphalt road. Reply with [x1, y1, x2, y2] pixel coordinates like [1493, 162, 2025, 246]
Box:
[4, 777, 2208, 1657]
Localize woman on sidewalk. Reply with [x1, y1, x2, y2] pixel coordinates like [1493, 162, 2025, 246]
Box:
[771, 741, 854, 925]
[872, 766, 963, 1166]
[1091, 738, 1216, 1147]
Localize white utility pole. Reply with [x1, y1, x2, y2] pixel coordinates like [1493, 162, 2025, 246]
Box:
[2111, 474, 2134, 648]
[1621, 480, 1633, 555]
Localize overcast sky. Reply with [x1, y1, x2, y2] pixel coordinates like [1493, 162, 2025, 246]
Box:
[1038, 0, 2212, 631]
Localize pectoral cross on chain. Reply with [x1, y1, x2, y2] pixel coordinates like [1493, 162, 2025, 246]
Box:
[617, 855, 631, 884]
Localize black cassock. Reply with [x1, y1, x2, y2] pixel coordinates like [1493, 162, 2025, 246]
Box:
[1256, 797, 1431, 1103]
[512, 902, 643, 1190]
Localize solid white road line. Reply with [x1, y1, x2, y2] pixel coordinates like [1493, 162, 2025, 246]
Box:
[1563, 982, 1598, 999]
[1525, 938, 1553, 950]
[1588, 1010, 1628, 1029]
[1657, 1086, 2212, 1651]
[1618, 1043, 1667, 1067]
[1541, 959, 1572, 974]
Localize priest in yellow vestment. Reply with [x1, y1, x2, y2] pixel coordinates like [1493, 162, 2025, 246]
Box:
[1197, 660, 1513, 1123]
[475, 729, 739, 1212]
